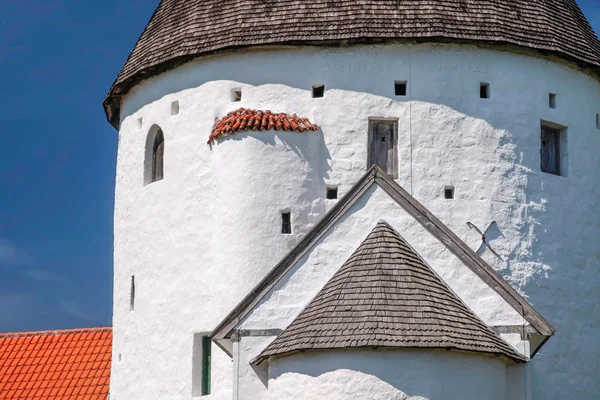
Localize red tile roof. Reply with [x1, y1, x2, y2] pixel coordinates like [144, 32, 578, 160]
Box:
[0, 328, 112, 400]
[208, 108, 319, 144]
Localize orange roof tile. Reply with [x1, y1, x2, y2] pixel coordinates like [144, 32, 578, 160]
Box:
[0, 328, 111, 400]
[208, 108, 319, 144]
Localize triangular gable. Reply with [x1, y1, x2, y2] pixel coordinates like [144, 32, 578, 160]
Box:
[253, 221, 527, 364]
[212, 166, 554, 353]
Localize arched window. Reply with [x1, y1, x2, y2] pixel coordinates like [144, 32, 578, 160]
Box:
[145, 125, 165, 185]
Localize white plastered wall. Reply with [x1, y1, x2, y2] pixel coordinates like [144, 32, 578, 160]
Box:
[268, 349, 507, 400]
[111, 43, 600, 400]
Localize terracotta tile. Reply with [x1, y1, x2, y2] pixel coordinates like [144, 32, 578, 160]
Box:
[0, 328, 111, 399]
[208, 108, 319, 144]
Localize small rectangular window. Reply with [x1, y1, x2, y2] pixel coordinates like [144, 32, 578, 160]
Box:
[232, 88, 242, 102]
[171, 100, 179, 115]
[312, 84, 325, 98]
[326, 186, 338, 199]
[281, 212, 292, 234]
[394, 81, 407, 96]
[444, 186, 455, 199]
[130, 275, 135, 311]
[596, 113, 599, 130]
[541, 126, 561, 175]
[192, 334, 212, 396]
[480, 83, 490, 99]
[549, 93, 556, 109]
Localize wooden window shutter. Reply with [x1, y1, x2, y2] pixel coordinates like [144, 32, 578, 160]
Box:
[201, 336, 211, 395]
[368, 120, 398, 178]
[541, 127, 560, 175]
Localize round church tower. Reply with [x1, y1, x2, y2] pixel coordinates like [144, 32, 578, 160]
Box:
[106, 1, 600, 399]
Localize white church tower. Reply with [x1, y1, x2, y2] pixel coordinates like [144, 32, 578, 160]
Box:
[105, 1, 600, 399]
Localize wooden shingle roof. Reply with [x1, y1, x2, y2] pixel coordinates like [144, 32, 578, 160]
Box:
[253, 221, 527, 364]
[104, 0, 600, 128]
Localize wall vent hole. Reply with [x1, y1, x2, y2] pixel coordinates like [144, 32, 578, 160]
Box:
[480, 83, 490, 99]
[549, 93, 557, 109]
[326, 187, 338, 199]
[232, 88, 242, 102]
[171, 101, 179, 116]
[281, 212, 292, 234]
[394, 81, 407, 96]
[312, 84, 325, 98]
[444, 187, 455, 199]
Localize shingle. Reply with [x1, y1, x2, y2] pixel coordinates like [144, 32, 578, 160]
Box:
[208, 108, 319, 144]
[254, 221, 527, 364]
[103, 0, 600, 127]
[0, 328, 112, 400]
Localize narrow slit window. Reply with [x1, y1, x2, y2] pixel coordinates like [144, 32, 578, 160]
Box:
[326, 186, 338, 199]
[394, 81, 407, 96]
[192, 334, 212, 396]
[130, 275, 135, 311]
[281, 212, 292, 234]
[444, 186, 455, 199]
[549, 93, 556, 109]
[540, 125, 562, 175]
[596, 113, 599, 130]
[312, 84, 325, 98]
[232, 88, 242, 102]
[480, 83, 490, 99]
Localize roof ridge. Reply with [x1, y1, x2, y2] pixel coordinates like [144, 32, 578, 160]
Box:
[0, 327, 112, 339]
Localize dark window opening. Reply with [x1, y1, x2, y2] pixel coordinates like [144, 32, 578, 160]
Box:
[394, 81, 407, 96]
[549, 93, 556, 109]
[444, 187, 455, 199]
[281, 212, 292, 234]
[152, 130, 164, 183]
[541, 126, 561, 175]
[232, 89, 242, 102]
[480, 83, 490, 99]
[130, 275, 135, 311]
[326, 187, 338, 199]
[368, 120, 398, 178]
[312, 84, 325, 98]
[596, 113, 599, 130]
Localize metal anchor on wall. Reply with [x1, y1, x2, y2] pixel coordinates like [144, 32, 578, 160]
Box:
[467, 221, 504, 260]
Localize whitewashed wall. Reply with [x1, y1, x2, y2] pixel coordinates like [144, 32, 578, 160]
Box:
[111, 43, 600, 400]
[268, 349, 507, 400]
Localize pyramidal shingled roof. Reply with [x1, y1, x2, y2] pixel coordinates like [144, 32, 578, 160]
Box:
[254, 221, 527, 364]
[104, 0, 600, 128]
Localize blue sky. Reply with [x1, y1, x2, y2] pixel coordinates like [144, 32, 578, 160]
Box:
[0, 1, 598, 333]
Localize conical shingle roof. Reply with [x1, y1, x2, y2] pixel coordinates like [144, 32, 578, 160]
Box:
[254, 221, 527, 364]
[104, 0, 600, 127]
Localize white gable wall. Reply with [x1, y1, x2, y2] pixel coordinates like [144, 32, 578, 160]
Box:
[239, 184, 524, 331]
